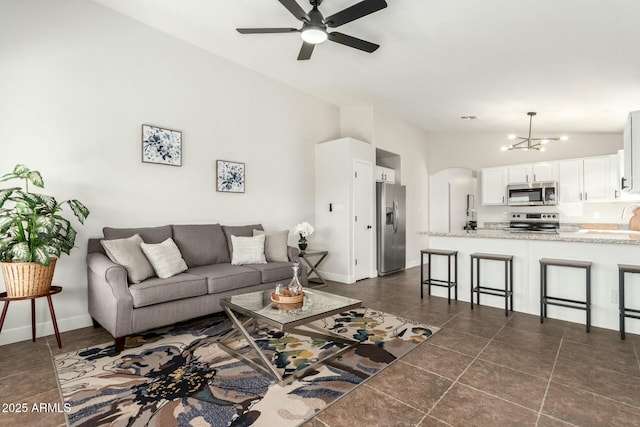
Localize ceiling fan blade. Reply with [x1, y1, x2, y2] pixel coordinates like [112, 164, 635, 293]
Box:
[278, 0, 309, 21]
[297, 42, 315, 60]
[237, 28, 299, 34]
[328, 32, 379, 53]
[324, 0, 388, 28]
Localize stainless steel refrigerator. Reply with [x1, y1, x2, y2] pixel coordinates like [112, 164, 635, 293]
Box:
[376, 182, 406, 276]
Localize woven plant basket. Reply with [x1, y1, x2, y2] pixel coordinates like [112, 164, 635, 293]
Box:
[1, 258, 57, 297]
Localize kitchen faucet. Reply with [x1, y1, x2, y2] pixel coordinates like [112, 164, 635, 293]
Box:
[621, 204, 640, 219]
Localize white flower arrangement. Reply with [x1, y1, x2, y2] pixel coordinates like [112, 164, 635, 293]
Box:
[294, 222, 315, 243]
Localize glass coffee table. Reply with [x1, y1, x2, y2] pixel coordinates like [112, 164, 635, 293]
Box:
[218, 288, 361, 384]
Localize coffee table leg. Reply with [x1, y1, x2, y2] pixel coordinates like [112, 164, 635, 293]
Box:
[220, 307, 283, 382]
[47, 295, 62, 348]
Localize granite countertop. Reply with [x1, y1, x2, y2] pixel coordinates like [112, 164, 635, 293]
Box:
[421, 228, 640, 245]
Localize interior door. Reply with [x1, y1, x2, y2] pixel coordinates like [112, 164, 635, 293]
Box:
[354, 160, 373, 281]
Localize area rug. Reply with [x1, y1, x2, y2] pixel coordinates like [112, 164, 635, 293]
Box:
[54, 307, 439, 426]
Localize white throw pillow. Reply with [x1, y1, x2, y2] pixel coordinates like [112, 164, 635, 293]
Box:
[101, 234, 155, 283]
[231, 234, 267, 265]
[253, 229, 289, 262]
[140, 238, 188, 279]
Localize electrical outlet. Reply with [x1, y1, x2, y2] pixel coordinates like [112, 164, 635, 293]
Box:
[610, 289, 619, 304]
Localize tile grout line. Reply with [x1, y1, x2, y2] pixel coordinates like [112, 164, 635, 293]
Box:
[424, 312, 511, 418]
[535, 334, 563, 426]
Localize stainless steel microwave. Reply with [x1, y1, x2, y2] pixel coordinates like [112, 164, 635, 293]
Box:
[507, 181, 558, 206]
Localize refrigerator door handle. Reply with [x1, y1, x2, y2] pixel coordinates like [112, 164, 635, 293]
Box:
[393, 200, 399, 233]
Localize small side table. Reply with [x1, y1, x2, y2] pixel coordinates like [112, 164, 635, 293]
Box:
[299, 250, 328, 287]
[0, 285, 62, 348]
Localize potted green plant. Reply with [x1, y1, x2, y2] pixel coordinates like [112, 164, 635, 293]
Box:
[0, 164, 89, 297]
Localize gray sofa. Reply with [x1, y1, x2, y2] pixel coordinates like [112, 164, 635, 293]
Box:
[87, 223, 307, 351]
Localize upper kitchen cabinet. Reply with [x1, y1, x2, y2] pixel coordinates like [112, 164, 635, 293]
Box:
[559, 156, 612, 202]
[507, 162, 558, 184]
[481, 166, 507, 205]
[375, 165, 395, 183]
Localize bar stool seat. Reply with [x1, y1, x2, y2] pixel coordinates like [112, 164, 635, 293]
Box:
[470, 252, 513, 316]
[540, 258, 592, 333]
[420, 249, 458, 304]
[618, 264, 640, 340]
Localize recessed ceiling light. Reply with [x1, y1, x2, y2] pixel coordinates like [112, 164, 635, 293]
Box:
[460, 116, 479, 120]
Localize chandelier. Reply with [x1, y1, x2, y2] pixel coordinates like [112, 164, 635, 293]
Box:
[501, 112, 568, 151]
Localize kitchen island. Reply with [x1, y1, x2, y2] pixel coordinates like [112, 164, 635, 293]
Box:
[424, 229, 640, 335]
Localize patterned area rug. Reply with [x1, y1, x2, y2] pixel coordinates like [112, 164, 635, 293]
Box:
[55, 308, 439, 426]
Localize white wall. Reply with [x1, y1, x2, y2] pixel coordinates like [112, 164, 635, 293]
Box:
[427, 132, 622, 173]
[0, 0, 339, 345]
[372, 110, 430, 268]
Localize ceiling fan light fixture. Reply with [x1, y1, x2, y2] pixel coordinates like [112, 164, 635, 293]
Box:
[301, 27, 328, 44]
[560, 135, 569, 141]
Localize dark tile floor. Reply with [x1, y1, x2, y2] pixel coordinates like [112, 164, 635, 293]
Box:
[1, 266, 639, 426]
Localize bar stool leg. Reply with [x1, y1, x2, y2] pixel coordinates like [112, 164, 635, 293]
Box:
[447, 255, 452, 304]
[510, 259, 514, 313]
[586, 266, 591, 333]
[427, 253, 432, 296]
[420, 251, 424, 299]
[620, 269, 626, 340]
[504, 259, 508, 317]
[470, 257, 474, 310]
[540, 263, 545, 324]
[477, 259, 481, 307]
[454, 253, 458, 301]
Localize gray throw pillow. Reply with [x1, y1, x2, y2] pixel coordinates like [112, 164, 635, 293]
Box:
[100, 234, 155, 284]
[231, 234, 267, 265]
[140, 238, 188, 279]
[253, 229, 289, 262]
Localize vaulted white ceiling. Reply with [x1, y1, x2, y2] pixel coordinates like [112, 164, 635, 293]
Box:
[92, 0, 640, 135]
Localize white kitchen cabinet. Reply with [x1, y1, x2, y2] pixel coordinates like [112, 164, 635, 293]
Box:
[507, 162, 558, 184]
[375, 166, 395, 183]
[559, 156, 612, 202]
[481, 166, 507, 205]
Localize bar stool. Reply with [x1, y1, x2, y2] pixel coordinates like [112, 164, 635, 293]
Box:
[470, 253, 513, 316]
[618, 264, 640, 340]
[420, 249, 458, 304]
[540, 258, 591, 333]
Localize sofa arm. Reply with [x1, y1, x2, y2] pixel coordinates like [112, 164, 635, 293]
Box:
[87, 252, 134, 338]
[287, 246, 300, 261]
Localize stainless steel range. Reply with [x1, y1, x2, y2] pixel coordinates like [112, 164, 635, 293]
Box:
[504, 212, 559, 233]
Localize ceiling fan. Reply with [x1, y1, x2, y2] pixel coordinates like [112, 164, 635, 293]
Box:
[236, 0, 388, 60]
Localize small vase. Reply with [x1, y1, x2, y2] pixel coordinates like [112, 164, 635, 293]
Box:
[298, 242, 307, 251]
[288, 263, 303, 296]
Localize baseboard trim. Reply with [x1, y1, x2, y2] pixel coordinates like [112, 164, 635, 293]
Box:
[0, 314, 93, 346]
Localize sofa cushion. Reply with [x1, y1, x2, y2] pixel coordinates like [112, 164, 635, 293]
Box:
[103, 225, 172, 244]
[100, 234, 155, 283]
[141, 238, 188, 279]
[244, 262, 295, 283]
[253, 229, 289, 262]
[188, 264, 262, 294]
[231, 234, 266, 265]
[172, 224, 230, 267]
[222, 224, 263, 258]
[128, 273, 208, 308]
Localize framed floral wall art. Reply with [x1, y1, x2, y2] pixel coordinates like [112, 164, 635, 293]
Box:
[216, 160, 245, 193]
[142, 124, 182, 166]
